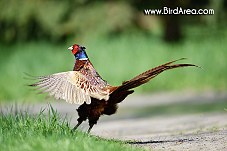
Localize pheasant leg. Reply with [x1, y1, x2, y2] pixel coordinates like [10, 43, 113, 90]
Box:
[87, 125, 93, 133]
[72, 121, 83, 131]
[87, 115, 100, 133]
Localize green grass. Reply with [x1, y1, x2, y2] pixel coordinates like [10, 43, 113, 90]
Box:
[0, 26, 227, 102]
[0, 106, 142, 151]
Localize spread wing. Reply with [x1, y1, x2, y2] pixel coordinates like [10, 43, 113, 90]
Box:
[29, 71, 110, 104]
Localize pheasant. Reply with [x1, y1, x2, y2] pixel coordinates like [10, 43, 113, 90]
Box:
[29, 44, 196, 133]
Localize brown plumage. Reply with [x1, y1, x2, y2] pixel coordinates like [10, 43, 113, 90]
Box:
[29, 44, 197, 133]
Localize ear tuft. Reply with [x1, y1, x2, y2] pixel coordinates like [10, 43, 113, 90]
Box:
[80, 46, 86, 50]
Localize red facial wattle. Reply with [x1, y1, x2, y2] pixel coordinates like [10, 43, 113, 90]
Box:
[71, 44, 80, 55]
[72, 48, 78, 55]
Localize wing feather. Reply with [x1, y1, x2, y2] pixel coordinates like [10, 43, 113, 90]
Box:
[29, 71, 109, 105]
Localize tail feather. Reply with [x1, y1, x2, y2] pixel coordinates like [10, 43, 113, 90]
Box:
[116, 59, 197, 92]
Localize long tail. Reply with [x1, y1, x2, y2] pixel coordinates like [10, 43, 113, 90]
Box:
[115, 58, 197, 92]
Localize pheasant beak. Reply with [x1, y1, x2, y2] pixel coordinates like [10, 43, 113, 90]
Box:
[68, 46, 73, 51]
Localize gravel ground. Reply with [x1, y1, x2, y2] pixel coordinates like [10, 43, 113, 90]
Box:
[92, 114, 227, 151]
[1, 91, 227, 150]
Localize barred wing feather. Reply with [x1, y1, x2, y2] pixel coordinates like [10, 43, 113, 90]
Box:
[29, 71, 110, 105]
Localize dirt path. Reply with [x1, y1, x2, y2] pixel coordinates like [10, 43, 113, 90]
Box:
[92, 114, 227, 151]
[1, 91, 227, 150]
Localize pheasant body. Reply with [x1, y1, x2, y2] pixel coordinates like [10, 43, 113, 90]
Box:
[75, 60, 109, 88]
[29, 44, 196, 133]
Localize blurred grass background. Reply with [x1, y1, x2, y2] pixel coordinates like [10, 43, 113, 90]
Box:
[0, 0, 226, 103]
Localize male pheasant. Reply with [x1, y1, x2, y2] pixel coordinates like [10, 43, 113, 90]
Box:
[29, 44, 196, 133]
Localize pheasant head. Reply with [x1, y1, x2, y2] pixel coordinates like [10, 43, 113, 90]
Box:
[68, 44, 88, 60]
